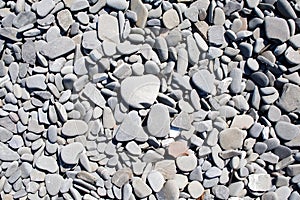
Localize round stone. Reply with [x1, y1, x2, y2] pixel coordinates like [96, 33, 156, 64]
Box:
[62, 120, 88, 137]
[275, 121, 300, 141]
[147, 170, 165, 192]
[176, 150, 197, 172]
[163, 9, 180, 29]
[188, 181, 204, 199]
[219, 128, 247, 150]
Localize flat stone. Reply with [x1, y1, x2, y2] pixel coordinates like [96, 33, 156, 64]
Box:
[36, 0, 55, 17]
[13, 11, 36, 29]
[57, 9, 73, 32]
[162, 9, 180, 29]
[147, 170, 164, 192]
[70, 0, 89, 11]
[98, 14, 120, 43]
[289, 34, 300, 48]
[156, 180, 179, 200]
[154, 160, 176, 180]
[147, 103, 170, 138]
[82, 30, 101, 50]
[36, 156, 58, 173]
[130, 0, 148, 28]
[117, 41, 140, 55]
[26, 74, 47, 90]
[265, 17, 290, 42]
[277, 0, 297, 19]
[132, 177, 152, 198]
[45, 174, 64, 196]
[277, 83, 300, 112]
[83, 83, 106, 108]
[248, 174, 272, 192]
[60, 142, 85, 165]
[154, 36, 168, 62]
[0, 142, 20, 161]
[230, 68, 243, 94]
[205, 166, 222, 178]
[103, 106, 116, 129]
[0, 127, 13, 142]
[176, 150, 197, 172]
[188, 181, 204, 199]
[168, 141, 188, 158]
[187, 35, 200, 65]
[115, 114, 147, 142]
[230, 115, 254, 129]
[22, 40, 36, 65]
[62, 120, 88, 137]
[268, 105, 281, 122]
[212, 185, 230, 200]
[219, 128, 247, 150]
[41, 37, 75, 59]
[192, 69, 215, 94]
[112, 168, 132, 188]
[184, 6, 199, 22]
[120, 75, 160, 109]
[125, 141, 141, 156]
[106, 0, 129, 10]
[208, 25, 226, 46]
[275, 121, 300, 141]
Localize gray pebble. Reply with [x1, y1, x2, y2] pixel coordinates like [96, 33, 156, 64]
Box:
[275, 121, 300, 141]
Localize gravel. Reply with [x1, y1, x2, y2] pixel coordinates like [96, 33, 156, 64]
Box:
[0, 0, 299, 199]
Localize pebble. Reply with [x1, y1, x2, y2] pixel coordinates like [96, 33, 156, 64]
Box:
[176, 150, 197, 172]
[62, 120, 88, 137]
[265, 17, 290, 42]
[60, 142, 84, 165]
[156, 180, 179, 200]
[147, 103, 170, 137]
[0, 142, 20, 161]
[188, 181, 204, 199]
[36, 155, 58, 173]
[219, 128, 247, 150]
[192, 69, 215, 94]
[275, 121, 300, 141]
[212, 185, 230, 200]
[45, 174, 64, 196]
[147, 170, 164, 192]
[248, 174, 272, 192]
[41, 37, 75, 59]
[162, 9, 180, 29]
[120, 75, 160, 108]
[132, 177, 152, 198]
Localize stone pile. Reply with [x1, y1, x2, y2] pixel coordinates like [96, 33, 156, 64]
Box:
[0, 0, 300, 199]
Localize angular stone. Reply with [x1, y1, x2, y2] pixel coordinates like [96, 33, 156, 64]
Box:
[277, 83, 300, 112]
[83, 83, 106, 108]
[248, 174, 272, 192]
[0, 127, 13, 142]
[219, 128, 247, 150]
[112, 168, 132, 188]
[130, 0, 148, 28]
[265, 17, 290, 42]
[0, 142, 20, 161]
[57, 9, 73, 32]
[41, 37, 75, 59]
[26, 74, 47, 90]
[98, 14, 120, 43]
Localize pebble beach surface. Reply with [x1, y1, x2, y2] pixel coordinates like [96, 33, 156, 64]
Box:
[0, 0, 300, 199]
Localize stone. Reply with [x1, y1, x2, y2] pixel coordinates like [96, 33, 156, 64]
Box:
[26, 74, 47, 90]
[0, 142, 20, 161]
[22, 40, 36, 65]
[187, 35, 200, 65]
[188, 181, 204, 199]
[219, 128, 247, 150]
[208, 25, 226, 46]
[176, 150, 197, 172]
[120, 75, 160, 109]
[147, 103, 170, 138]
[0, 127, 13, 142]
[168, 141, 188, 158]
[106, 0, 129, 10]
[130, 0, 148, 28]
[205, 166, 222, 178]
[60, 142, 85, 165]
[132, 177, 152, 198]
[230, 68, 243, 94]
[147, 170, 164, 192]
[230, 115, 254, 129]
[192, 69, 215, 94]
[162, 9, 180, 29]
[41, 37, 75, 59]
[57, 9, 73, 32]
[36, 156, 58, 173]
[285, 47, 300, 64]
[111, 168, 132, 188]
[62, 120, 88, 137]
[248, 174, 272, 192]
[36, 0, 55, 17]
[277, 0, 297, 19]
[212, 185, 230, 200]
[98, 14, 120, 43]
[103, 107, 116, 129]
[277, 83, 300, 112]
[275, 121, 300, 141]
[45, 174, 64, 196]
[156, 180, 179, 200]
[265, 17, 290, 42]
[125, 141, 141, 156]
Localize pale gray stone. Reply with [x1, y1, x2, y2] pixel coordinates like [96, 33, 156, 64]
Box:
[265, 17, 290, 42]
[147, 103, 170, 138]
[248, 174, 272, 192]
[45, 174, 64, 196]
[61, 142, 84, 165]
[36, 155, 58, 173]
[62, 120, 88, 137]
[41, 37, 75, 59]
[98, 14, 120, 43]
[275, 121, 300, 141]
